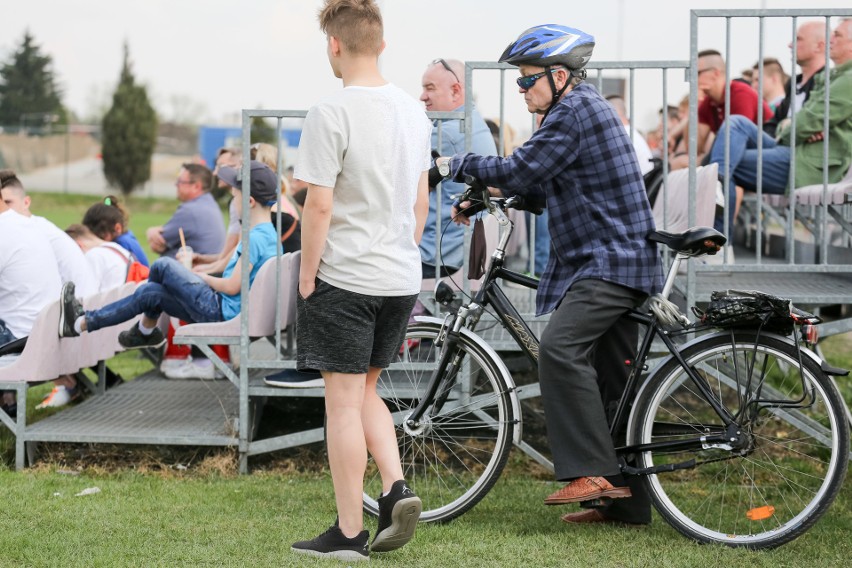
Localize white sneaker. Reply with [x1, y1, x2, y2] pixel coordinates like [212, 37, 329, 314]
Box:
[36, 386, 77, 409]
[160, 357, 190, 375]
[163, 357, 224, 380]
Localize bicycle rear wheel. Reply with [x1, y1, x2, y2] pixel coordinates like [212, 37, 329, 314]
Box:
[630, 332, 849, 549]
[363, 322, 517, 523]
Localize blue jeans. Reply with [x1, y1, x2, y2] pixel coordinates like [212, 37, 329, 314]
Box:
[0, 318, 17, 346]
[527, 209, 550, 277]
[710, 115, 791, 232]
[85, 257, 222, 332]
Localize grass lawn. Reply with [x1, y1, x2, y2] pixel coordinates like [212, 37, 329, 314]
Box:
[2, 192, 852, 565]
[0, 466, 849, 567]
[25, 190, 221, 263]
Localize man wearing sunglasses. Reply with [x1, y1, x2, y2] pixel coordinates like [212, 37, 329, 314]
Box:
[435, 24, 663, 528]
[419, 58, 496, 279]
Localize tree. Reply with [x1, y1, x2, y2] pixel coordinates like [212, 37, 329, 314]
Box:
[251, 115, 277, 145]
[101, 42, 158, 195]
[0, 30, 66, 129]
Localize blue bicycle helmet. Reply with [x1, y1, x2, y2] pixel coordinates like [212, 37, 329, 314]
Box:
[499, 24, 595, 70]
[500, 25, 595, 118]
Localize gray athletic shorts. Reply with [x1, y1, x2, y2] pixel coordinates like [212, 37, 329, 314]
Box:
[296, 278, 418, 374]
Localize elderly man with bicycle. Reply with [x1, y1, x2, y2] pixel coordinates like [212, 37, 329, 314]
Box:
[436, 24, 664, 526]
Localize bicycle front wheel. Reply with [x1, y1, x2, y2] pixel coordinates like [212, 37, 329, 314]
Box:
[631, 331, 849, 549]
[363, 322, 517, 523]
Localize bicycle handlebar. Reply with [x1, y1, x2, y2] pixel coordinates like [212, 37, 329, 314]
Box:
[455, 175, 544, 217]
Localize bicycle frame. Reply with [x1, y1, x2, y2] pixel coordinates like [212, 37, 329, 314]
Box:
[404, 196, 805, 465]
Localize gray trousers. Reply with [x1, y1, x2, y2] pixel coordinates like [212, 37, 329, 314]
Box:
[539, 278, 651, 524]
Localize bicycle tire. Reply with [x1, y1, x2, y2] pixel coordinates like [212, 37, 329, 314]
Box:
[630, 331, 849, 549]
[363, 322, 517, 523]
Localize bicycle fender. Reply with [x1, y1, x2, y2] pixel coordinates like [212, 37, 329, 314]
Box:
[414, 316, 522, 444]
[626, 330, 832, 442]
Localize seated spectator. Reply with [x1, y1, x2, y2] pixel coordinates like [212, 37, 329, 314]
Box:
[0, 189, 62, 416]
[286, 165, 309, 214]
[667, 94, 709, 167]
[66, 224, 133, 293]
[59, 162, 280, 376]
[251, 142, 301, 219]
[692, 49, 775, 234]
[708, 18, 852, 201]
[751, 57, 789, 114]
[646, 104, 680, 158]
[145, 163, 225, 260]
[209, 147, 243, 270]
[194, 161, 302, 276]
[0, 169, 97, 298]
[83, 195, 149, 267]
[605, 95, 655, 175]
[763, 21, 827, 138]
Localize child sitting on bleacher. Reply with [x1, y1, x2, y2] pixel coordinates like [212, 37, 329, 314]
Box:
[58, 161, 279, 351]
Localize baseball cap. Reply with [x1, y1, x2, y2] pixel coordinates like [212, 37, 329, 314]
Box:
[217, 160, 279, 205]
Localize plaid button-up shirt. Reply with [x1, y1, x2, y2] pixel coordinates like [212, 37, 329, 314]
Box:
[450, 82, 663, 316]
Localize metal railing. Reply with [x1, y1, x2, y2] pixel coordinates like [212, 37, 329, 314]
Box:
[685, 9, 852, 336]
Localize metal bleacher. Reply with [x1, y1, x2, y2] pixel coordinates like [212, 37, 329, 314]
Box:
[683, 9, 852, 337]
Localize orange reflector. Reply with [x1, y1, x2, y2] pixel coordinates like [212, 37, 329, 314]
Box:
[746, 505, 775, 521]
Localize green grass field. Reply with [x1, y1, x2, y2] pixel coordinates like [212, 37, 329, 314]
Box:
[1, 192, 851, 566]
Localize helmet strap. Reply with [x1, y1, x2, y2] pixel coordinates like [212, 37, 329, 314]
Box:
[543, 65, 573, 120]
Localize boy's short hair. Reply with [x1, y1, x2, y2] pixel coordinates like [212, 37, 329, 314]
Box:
[318, 0, 383, 56]
[0, 168, 24, 191]
[65, 223, 94, 240]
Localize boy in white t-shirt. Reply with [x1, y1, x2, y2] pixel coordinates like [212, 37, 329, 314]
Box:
[285, 0, 431, 562]
[66, 224, 132, 293]
[0, 171, 98, 298]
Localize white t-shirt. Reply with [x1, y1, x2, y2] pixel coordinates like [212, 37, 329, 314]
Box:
[296, 83, 432, 296]
[0, 209, 62, 338]
[30, 216, 98, 298]
[623, 124, 655, 176]
[85, 242, 131, 293]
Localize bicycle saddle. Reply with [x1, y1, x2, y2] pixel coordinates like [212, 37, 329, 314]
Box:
[648, 227, 727, 256]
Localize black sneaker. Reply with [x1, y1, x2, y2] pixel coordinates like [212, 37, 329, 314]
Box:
[371, 479, 422, 552]
[291, 522, 369, 562]
[263, 368, 324, 388]
[58, 282, 84, 338]
[118, 325, 166, 350]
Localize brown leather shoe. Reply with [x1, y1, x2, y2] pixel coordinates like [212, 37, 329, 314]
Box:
[544, 476, 632, 505]
[561, 509, 611, 524]
[561, 509, 646, 527]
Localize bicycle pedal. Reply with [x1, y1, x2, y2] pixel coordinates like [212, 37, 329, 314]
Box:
[579, 497, 612, 509]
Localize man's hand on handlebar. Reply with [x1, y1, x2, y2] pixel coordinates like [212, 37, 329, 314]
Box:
[451, 187, 504, 225]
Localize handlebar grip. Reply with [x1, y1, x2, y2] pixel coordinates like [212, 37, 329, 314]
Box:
[511, 195, 544, 215]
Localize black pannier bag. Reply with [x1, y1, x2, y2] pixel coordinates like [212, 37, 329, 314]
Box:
[692, 290, 795, 335]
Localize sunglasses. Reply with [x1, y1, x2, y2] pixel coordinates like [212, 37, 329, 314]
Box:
[432, 58, 460, 84]
[516, 67, 565, 90]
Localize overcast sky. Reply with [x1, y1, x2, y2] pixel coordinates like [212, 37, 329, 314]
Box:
[3, 0, 850, 136]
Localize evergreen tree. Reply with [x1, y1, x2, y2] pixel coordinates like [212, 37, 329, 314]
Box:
[101, 42, 158, 195]
[0, 30, 66, 129]
[251, 116, 277, 145]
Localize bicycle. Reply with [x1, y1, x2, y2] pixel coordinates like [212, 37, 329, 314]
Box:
[363, 178, 850, 549]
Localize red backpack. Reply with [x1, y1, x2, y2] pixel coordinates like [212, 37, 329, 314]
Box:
[105, 245, 149, 282]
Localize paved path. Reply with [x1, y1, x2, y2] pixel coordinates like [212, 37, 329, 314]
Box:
[18, 154, 191, 198]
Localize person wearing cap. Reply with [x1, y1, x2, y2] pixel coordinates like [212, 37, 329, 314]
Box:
[435, 24, 663, 526]
[57, 161, 279, 351]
